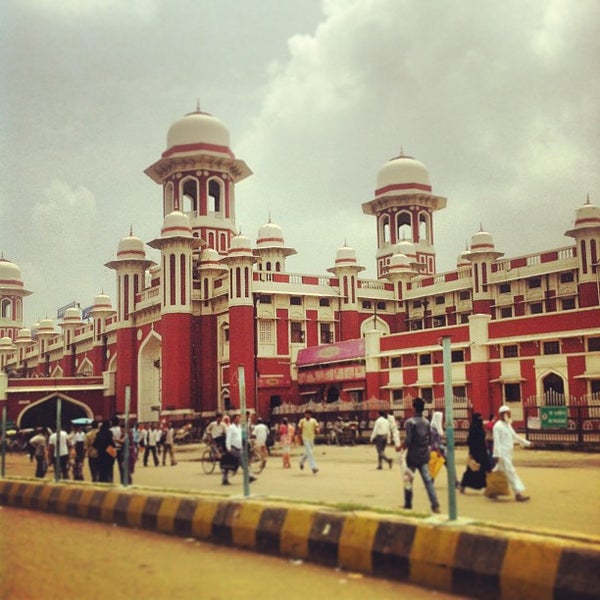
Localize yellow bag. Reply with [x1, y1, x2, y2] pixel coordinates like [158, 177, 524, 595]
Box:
[428, 450, 445, 479]
[485, 469, 510, 497]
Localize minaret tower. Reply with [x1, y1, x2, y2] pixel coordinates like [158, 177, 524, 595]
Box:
[327, 244, 364, 341]
[148, 211, 196, 410]
[106, 231, 155, 413]
[465, 228, 504, 315]
[0, 256, 32, 341]
[565, 196, 600, 307]
[253, 218, 297, 274]
[144, 106, 252, 256]
[220, 233, 258, 412]
[362, 153, 447, 278]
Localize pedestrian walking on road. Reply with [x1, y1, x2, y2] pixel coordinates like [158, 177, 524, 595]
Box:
[48, 425, 70, 480]
[492, 405, 532, 502]
[85, 420, 100, 482]
[298, 410, 320, 474]
[370, 410, 393, 469]
[398, 398, 441, 514]
[28, 427, 48, 478]
[94, 420, 116, 483]
[221, 414, 257, 486]
[143, 424, 160, 467]
[459, 413, 492, 493]
[253, 418, 270, 463]
[279, 418, 291, 468]
[162, 422, 177, 466]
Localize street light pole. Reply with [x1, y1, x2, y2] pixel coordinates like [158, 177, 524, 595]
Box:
[441, 336, 458, 520]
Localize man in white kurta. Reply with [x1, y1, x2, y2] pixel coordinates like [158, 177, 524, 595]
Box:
[492, 405, 532, 501]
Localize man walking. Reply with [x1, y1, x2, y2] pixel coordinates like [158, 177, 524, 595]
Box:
[143, 423, 160, 467]
[370, 410, 393, 469]
[222, 414, 256, 486]
[298, 410, 320, 474]
[398, 398, 440, 514]
[162, 422, 177, 466]
[492, 405, 532, 501]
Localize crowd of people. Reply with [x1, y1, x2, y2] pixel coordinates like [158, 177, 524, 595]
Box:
[26, 418, 180, 483]
[20, 401, 533, 513]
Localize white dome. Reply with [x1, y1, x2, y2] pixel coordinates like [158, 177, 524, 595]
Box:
[117, 233, 146, 260]
[62, 307, 83, 325]
[376, 155, 431, 193]
[389, 252, 412, 268]
[229, 233, 252, 251]
[16, 328, 32, 344]
[257, 221, 284, 248]
[457, 249, 471, 267]
[0, 258, 22, 284]
[396, 239, 417, 259]
[199, 247, 223, 268]
[166, 110, 230, 154]
[574, 201, 600, 229]
[0, 336, 15, 351]
[93, 293, 113, 310]
[470, 230, 495, 252]
[36, 318, 55, 335]
[161, 211, 192, 238]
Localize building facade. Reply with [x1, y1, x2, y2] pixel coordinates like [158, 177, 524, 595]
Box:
[1, 108, 599, 430]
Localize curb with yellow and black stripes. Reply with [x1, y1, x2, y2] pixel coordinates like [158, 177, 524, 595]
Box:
[1, 479, 598, 599]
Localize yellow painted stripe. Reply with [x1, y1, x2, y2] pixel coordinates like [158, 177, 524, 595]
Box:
[100, 489, 120, 523]
[338, 513, 378, 573]
[77, 487, 96, 518]
[410, 524, 460, 591]
[21, 483, 38, 508]
[280, 506, 313, 559]
[501, 536, 562, 600]
[127, 493, 148, 528]
[54, 486, 74, 514]
[191, 498, 219, 540]
[156, 496, 181, 534]
[231, 502, 263, 549]
[36, 483, 54, 510]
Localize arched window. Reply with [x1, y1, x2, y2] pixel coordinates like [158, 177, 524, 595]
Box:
[418, 212, 430, 243]
[181, 178, 198, 215]
[1, 298, 12, 319]
[266, 261, 272, 272]
[164, 182, 175, 214]
[397, 211, 412, 242]
[275, 261, 282, 272]
[380, 215, 390, 244]
[208, 178, 222, 213]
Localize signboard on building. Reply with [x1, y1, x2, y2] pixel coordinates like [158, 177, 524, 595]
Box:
[540, 406, 568, 429]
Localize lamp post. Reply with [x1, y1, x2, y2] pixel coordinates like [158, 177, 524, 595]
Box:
[441, 335, 458, 520]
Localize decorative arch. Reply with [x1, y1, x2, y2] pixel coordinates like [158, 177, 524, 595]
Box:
[77, 357, 93, 376]
[181, 176, 199, 215]
[360, 316, 390, 337]
[538, 370, 567, 405]
[1, 298, 11, 319]
[418, 211, 431, 243]
[379, 214, 391, 244]
[207, 177, 223, 213]
[164, 182, 175, 214]
[51, 364, 64, 378]
[17, 392, 93, 429]
[138, 329, 162, 423]
[396, 211, 412, 242]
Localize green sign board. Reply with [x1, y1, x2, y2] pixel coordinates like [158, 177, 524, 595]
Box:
[540, 406, 568, 429]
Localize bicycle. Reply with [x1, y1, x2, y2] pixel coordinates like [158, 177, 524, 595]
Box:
[200, 440, 223, 475]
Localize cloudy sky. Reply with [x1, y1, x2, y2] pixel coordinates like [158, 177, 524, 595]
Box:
[1, 0, 599, 327]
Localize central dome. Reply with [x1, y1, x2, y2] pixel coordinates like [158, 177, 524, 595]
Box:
[166, 110, 230, 153]
[376, 154, 431, 192]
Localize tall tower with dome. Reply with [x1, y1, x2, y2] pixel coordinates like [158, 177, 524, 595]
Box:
[362, 153, 447, 278]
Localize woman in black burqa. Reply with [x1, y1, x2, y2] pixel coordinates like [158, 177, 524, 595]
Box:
[94, 420, 116, 483]
[459, 412, 492, 492]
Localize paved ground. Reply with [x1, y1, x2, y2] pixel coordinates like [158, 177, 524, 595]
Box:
[5, 442, 600, 539]
[0, 507, 464, 600]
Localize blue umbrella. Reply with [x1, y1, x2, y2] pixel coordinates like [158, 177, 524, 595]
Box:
[71, 417, 93, 425]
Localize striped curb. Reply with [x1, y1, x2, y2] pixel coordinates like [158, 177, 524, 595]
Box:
[1, 479, 598, 599]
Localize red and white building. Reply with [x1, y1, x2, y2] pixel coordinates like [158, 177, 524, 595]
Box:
[1, 108, 599, 429]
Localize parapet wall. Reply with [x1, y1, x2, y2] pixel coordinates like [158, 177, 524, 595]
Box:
[1, 478, 598, 599]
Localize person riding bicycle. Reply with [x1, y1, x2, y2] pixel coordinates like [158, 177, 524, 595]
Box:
[205, 413, 227, 457]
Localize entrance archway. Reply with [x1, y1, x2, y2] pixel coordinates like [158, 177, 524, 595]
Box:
[138, 331, 161, 423]
[542, 372, 565, 405]
[18, 394, 93, 429]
